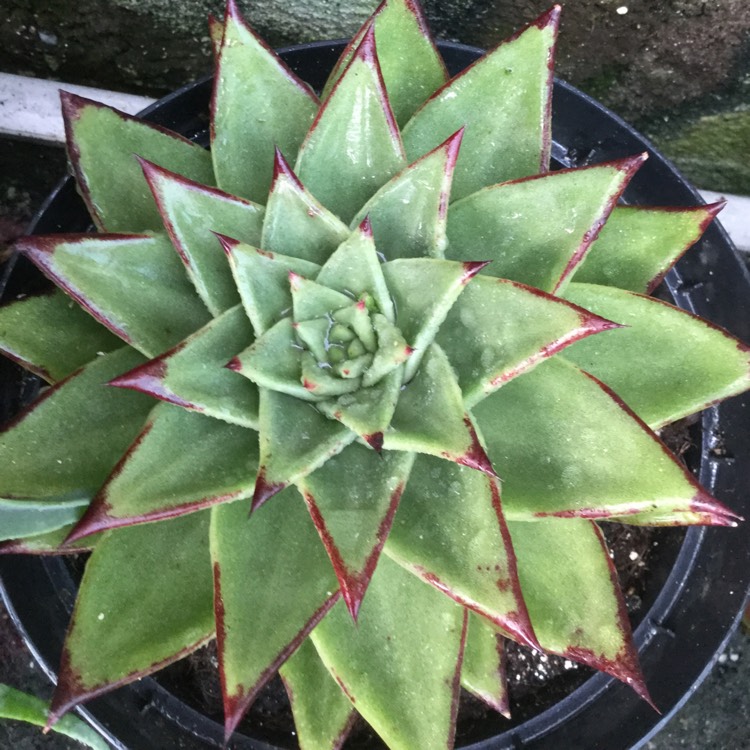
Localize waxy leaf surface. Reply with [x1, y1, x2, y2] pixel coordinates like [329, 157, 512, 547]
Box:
[352, 130, 463, 260]
[0, 497, 89, 542]
[211, 489, 339, 738]
[401, 7, 559, 200]
[280, 638, 356, 750]
[477, 357, 735, 525]
[142, 159, 264, 315]
[68, 403, 259, 539]
[0, 289, 120, 383]
[322, 0, 447, 125]
[385, 454, 536, 647]
[0, 347, 151, 505]
[437, 275, 617, 407]
[298, 442, 415, 618]
[382, 258, 484, 381]
[50, 511, 214, 721]
[18, 234, 212, 358]
[62, 93, 214, 233]
[295, 28, 406, 223]
[461, 612, 509, 716]
[312, 554, 466, 750]
[316, 221, 395, 323]
[223, 239, 320, 336]
[111, 305, 259, 428]
[262, 151, 350, 264]
[508, 517, 647, 698]
[562, 282, 750, 429]
[572, 203, 723, 293]
[212, 1, 318, 202]
[254, 389, 356, 506]
[385, 344, 493, 475]
[445, 158, 643, 292]
[234, 318, 310, 401]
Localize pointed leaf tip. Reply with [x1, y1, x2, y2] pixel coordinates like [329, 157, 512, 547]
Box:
[251, 470, 287, 511]
[356, 21, 378, 66]
[212, 232, 239, 256]
[462, 261, 491, 284]
[358, 215, 373, 237]
[532, 3, 562, 32]
[271, 146, 301, 188]
[452, 418, 498, 477]
[365, 432, 384, 452]
[691, 489, 743, 526]
[225, 356, 242, 372]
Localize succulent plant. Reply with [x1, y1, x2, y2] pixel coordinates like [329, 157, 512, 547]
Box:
[1, 0, 749, 748]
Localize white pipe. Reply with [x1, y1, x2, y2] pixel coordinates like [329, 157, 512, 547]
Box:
[0, 73, 747, 253]
[0, 72, 155, 144]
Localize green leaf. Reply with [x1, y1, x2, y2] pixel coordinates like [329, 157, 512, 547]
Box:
[50, 511, 214, 722]
[445, 157, 645, 293]
[279, 638, 356, 750]
[316, 219, 395, 322]
[385, 344, 495, 475]
[17, 233, 212, 359]
[210, 488, 339, 739]
[402, 7, 560, 200]
[475, 356, 737, 525]
[211, 0, 318, 202]
[322, 0, 448, 126]
[437, 275, 617, 408]
[508, 517, 648, 698]
[110, 305, 259, 429]
[295, 27, 406, 223]
[0, 525, 97, 556]
[61, 93, 214, 233]
[66, 403, 259, 541]
[382, 257, 485, 381]
[317, 368, 403, 448]
[0, 347, 151, 506]
[0, 497, 89, 542]
[572, 203, 724, 294]
[261, 150, 350, 265]
[233, 317, 311, 402]
[0, 684, 109, 749]
[290, 273, 354, 323]
[141, 158, 264, 315]
[461, 612, 509, 716]
[253, 389, 356, 508]
[220, 237, 320, 336]
[0, 289, 120, 383]
[311, 554, 467, 750]
[297, 441, 415, 618]
[385, 454, 537, 648]
[352, 130, 463, 261]
[563, 283, 750, 429]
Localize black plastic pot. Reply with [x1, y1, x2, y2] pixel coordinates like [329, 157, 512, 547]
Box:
[1, 40, 750, 750]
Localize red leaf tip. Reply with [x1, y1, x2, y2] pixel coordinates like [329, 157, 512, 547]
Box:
[225, 356, 242, 372]
[691, 489, 743, 526]
[461, 260, 491, 284]
[213, 232, 239, 256]
[271, 147, 302, 189]
[355, 22, 378, 67]
[358, 215, 373, 237]
[364, 432, 384, 452]
[251, 470, 286, 512]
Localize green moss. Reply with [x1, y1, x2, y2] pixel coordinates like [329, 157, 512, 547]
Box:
[659, 110, 750, 194]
